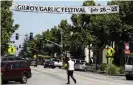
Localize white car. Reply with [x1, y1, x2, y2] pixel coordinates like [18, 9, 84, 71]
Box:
[53, 59, 63, 68]
[125, 54, 133, 80]
[74, 60, 87, 71]
[58, 61, 63, 67]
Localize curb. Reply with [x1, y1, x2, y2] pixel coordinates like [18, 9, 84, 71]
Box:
[110, 74, 125, 76]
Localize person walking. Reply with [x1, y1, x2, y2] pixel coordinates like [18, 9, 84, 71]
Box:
[66, 57, 76, 84]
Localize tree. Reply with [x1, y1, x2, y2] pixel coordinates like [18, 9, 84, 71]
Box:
[1, 1, 19, 56]
[107, 1, 133, 65]
[69, 0, 96, 58]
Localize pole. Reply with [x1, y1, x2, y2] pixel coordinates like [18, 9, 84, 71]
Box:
[60, 31, 63, 63]
[109, 58, 112, 75]
[61, 31, 63, 55]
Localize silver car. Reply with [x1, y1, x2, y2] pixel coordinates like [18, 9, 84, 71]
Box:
[74, 60, 87, 71]
[125, 54, 133, 80]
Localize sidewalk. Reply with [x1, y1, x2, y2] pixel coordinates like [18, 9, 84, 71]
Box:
[92, 70, 125, 76]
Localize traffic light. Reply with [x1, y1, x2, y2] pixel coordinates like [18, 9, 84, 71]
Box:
[12, 41, 15, 43]
[16, 33, 19, 40]
[17, 47, 18, 50]
[30, 32, 33, 40]
[10, 41, 15, 43]
[19, 44, 21, 48]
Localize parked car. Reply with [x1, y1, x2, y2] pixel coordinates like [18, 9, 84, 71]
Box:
[52, 59, 63, 68]
[74, 60, 87, 71]
[72, 59, 78, 63]
[30, 59, 37, 67]
[44, 60, 55, 68]
[58, 61, 63, 68]
[41, 59, 46, 65]
[43, 59, 50, 65]
[1, 60, 32, 84]
[125, 54, 133, 80]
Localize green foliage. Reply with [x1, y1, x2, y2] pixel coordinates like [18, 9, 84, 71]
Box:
[1, 1, 19, 56]
[99, 63, 107, 71]
[105, 64, 120, 74]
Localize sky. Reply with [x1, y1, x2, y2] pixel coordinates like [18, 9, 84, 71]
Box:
[11, 0, 108, 49]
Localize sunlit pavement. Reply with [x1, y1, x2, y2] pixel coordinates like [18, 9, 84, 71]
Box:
[3, 65, 133, 85]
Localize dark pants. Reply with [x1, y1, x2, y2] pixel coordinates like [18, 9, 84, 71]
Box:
[67, 70, 76, 83]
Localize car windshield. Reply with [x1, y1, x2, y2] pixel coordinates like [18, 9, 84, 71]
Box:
[126, 56, 133, 65]
[45, 59, 50, 61]
[15, 57, 22, 60]
[2, 58, 7, 61]
[53, 60, 59, 62]
[80, 63, 84, 64]
[76, 60, 80, 63]
[8, 57, 15, 60]
[81, 60, 86, 63]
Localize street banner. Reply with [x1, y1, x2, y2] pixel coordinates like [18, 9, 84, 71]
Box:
[12, 3, 119, 14]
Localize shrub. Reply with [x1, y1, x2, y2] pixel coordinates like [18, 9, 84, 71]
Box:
[99, 63, 107, 71]
[119, 66, 125, 74]
[105, 64, 120, 74]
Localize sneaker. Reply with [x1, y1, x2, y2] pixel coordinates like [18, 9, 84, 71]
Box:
[74, 79, 76, 84]
[66, 83, 70, 84]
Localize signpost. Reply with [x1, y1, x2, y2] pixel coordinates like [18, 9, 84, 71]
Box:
[12, 3, 119, 14]
[106, 47, 115, 75]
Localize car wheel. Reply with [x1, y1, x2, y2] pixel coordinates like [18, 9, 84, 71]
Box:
[15, 80, 20, 82]
[2, 81, 8, 84]
[52, 66, 55, 69]
[20, 74, 27, 84]
[126, 75, 131, 80]
[84, 68, 87, 72]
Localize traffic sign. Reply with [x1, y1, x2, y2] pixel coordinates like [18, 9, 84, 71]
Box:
[107, 47, 115, 57]
[8, 46, 16, 54]
[125, 43, 130, 54]
[125, 43, 129, 50]
[125, 50, 130, 54]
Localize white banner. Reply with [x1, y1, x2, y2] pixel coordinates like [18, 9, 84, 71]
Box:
[12, 3, 119, 14]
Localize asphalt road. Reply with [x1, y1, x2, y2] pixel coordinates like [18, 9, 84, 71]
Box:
[3, 65, 133, 85]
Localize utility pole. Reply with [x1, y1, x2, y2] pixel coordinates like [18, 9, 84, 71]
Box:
[61, 31, 63, 56]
